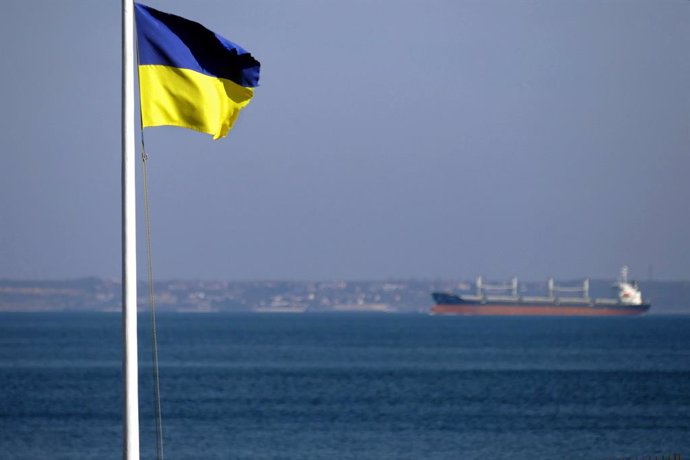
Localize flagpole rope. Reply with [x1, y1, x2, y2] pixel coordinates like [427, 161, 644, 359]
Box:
[137, 38, 165, 460]
[141, 149, 165, 460]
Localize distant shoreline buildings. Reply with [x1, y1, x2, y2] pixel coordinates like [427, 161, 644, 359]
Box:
[0, 278, 689, 314]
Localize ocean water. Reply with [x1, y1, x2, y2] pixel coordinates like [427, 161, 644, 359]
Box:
[0, 313, 688, 460]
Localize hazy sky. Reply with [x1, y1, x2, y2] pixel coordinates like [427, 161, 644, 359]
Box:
[0, 0, 688, 281]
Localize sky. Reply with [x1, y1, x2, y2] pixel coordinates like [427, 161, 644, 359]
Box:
[0, 0, 688, 282]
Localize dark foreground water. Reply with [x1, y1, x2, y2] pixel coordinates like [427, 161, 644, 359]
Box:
[0, 313, 688, 460]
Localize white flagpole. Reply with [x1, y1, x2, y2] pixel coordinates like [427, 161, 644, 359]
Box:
[122, 0, 140, 459]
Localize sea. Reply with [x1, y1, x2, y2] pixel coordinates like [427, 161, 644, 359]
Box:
[0, 313, 688, 460]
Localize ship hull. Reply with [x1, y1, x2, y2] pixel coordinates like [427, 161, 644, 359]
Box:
[431, 304, 650, 316]
[431, 293, 650, 316]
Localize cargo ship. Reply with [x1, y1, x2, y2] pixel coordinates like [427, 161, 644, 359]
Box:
[431, 267, 650, 316]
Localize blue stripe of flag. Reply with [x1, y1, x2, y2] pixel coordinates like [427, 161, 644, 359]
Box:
[135, 3, 260, 88]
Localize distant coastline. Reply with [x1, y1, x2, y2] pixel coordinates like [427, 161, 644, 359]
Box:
[1, 278, 689, 314]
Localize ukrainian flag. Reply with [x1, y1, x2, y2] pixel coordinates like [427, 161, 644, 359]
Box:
[135, 3, 260, 139]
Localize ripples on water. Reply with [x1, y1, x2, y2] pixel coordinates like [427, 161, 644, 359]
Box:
[0, 313, 688, 459]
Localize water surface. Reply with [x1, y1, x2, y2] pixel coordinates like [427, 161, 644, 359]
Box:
[1, 313, 688, 459]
